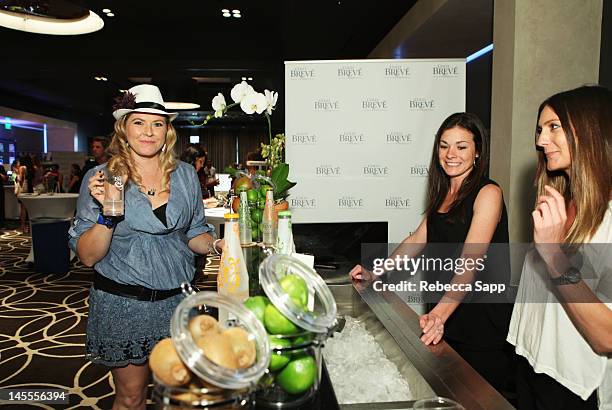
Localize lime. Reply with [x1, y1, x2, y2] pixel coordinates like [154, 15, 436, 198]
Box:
[264, 304, 299, 335]
[251, 209, 263, 223]
[259, 185, 273, 198]
[280, 274, 308, 308]
[233, 176, 253, 191]
[251, 226, 260, 242]
[292, 333, 313, 348]
[243, 296, 269, 323]
[257, 197, 266, 210]
[246, 189, 259, 203]
[277, 356, 317, 394]
[268, 336, 292, 371]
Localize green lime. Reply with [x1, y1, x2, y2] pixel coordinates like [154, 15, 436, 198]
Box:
[280, 274, 308, 308]
[277, 356, 317, 395]
[251, 226, 260, 242]
[259, 185, 273, 198]
[268, 335, 292, 371]
[264, 304, 299, 335]
[251, 209, 263, 223]
[292, 333, 313, 347]
[257, 197, 266, 210]
[244, 296, 269, 323]
[246, 189, 259, 203]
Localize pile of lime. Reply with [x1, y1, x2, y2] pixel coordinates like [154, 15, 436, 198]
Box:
[236, 184, 273, 242]
[243, 274, 317, 395]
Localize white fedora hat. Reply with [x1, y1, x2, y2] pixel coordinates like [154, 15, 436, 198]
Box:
[112, 84, 178, 121]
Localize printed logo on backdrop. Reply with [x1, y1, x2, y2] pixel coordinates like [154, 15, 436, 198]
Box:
[314, 98, 340, 111]
[362, 98, 388, 111]
[385, 196, 411, 209]
[289, 66, 316, 80]
[315, 164, 342, 177]
[337, 65, 363, 80]
[384, 65, 411, 78]
[386, 131, 412, 144]
[290, 196, 317, 209]
[432, 64, 459, 77]
[291, 132, 317, 145]
[339, 131, 366, 144]
[408, 98, 435, 111]
[410, 164, 429, 177]
[363, 164, 390, 177]
[338, 196, 365, 209]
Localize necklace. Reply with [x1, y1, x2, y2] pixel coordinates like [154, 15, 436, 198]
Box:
[146, 187, 156, 196]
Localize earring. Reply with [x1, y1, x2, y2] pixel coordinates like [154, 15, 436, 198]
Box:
[161, 144, 167, 152]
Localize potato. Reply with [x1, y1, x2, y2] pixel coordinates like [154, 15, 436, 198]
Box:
[149, 338, 191, 387]
[188, 315, 220, 340]
[196, 333, 239, 369]
[223, 327, 256, 368]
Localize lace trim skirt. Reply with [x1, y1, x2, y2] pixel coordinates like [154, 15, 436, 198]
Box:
[86, 287, 184, 367]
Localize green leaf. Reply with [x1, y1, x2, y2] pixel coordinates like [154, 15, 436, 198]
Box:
[223, 166, 238, 177]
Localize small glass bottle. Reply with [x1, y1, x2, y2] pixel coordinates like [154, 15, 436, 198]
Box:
[238, 191, 252, 245]
[276, 210, 295, 255]
[217, 213, 249, 322]
[261, 189, 277, 246]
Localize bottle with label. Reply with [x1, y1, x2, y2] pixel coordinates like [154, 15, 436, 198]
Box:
[217, 213, 249, 322]
[276, 211, 295, 255]
[238, 191, 252, 245]
[261, 189, 277, 246]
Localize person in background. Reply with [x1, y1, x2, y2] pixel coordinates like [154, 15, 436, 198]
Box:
[350, 112, 513, 395]
[82, 136, 110, 178]
[69, 84, 222, 410]
[203, 159, 219, 198]
[67, 163, 82, 193]
[30, 154, 44, 189]
[0, 165, 7, 228]
[180, 143, 208, 198]
[508, 85, 612, 410]
[43, 163, 64, 193]
[16, 155, 33, 233]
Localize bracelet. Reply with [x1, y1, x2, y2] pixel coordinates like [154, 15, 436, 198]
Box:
[212, 239, 222, 255]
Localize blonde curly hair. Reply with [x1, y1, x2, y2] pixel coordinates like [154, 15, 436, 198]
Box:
[106, 113, 177, 193]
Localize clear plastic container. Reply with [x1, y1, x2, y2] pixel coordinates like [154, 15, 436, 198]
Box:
[257, 254, 338, 408]
[153, 291, 271, 409]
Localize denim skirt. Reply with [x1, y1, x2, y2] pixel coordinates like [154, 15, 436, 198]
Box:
[86, 287, 184, 367]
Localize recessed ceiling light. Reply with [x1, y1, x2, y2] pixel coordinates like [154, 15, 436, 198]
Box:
[0, 9, 104, 35]
[248, 77, 253, 81]
[165, 102, 201, 110]
[221, 8, 229, 13]
[233, 13, 241, 18]
[102, 8, 111, 13]
[106, 12, 114, 17]
[223, 12, 231, 17]
[118, 89, 127, 92]
[232, 9, 240, 13]
[241, 77, 247, 81]
[94, 76, 101, 80]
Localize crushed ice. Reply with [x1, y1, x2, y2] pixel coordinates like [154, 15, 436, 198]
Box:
[322, 316, 412, 404]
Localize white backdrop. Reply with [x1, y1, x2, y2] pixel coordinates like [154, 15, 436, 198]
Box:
[284, 59, 465, 243]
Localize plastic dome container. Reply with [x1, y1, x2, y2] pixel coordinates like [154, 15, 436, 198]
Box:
[153, 291, 271, 409]
[257, 254, 338, 408]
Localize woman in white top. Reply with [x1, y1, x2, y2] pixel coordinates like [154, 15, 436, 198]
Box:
[508, 85, 612, 410]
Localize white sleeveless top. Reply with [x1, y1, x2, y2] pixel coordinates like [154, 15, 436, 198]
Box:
[508, 202, 612, 409]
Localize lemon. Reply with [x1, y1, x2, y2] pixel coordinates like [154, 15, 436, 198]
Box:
[264, 304, 299, 335]
[243, 296, 269, 323]
[268, 335, 292, 371]
[280, 274, 308, 308]
[276, 356, 317, 395]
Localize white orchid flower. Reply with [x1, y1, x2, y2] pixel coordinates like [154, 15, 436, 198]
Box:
[240, 92, 267, 115]
[264, 89, 278, 115]
[230, 81, 255, 103]
[211, 93, 226, 118]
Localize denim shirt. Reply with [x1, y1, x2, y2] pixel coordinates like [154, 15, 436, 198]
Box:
[69, 161, 215, 289]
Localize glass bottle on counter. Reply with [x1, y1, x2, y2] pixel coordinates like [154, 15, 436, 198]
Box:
[217, 213, 249, 322]
[238, 190, 252, 245]
[276, 210, 295, 255]
[261, 189, 277, 246]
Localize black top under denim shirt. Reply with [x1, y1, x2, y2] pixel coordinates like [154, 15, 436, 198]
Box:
[426, 178, 512, 350]
[153, 203, 168, 227]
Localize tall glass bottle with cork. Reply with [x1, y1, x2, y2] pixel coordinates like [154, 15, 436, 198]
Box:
[217, 213, 249, 322]
[261, 189, 277, 246]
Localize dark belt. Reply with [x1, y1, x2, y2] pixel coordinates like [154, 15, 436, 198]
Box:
[93, 271, 187, 302]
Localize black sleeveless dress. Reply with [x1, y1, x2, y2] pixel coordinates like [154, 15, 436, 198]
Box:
[426, 178, 512, 391]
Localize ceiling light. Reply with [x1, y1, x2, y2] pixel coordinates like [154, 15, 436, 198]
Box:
[94, 76, 101, 81]
[223, 12, 231, 17]
[102, 8, 111, 13]
[221, 9, 229, 13]
[100, 77, 108, 81]
[248, 77, 253, 81]
[0, 6, 104, 35]
[106, 12, 114, 17]
[241, 77, 247, 81]
[232, 9, 240, 13]
[233, 13, 241, 18]
[118, 89, 127, 93]
[165, 102, 201, 110]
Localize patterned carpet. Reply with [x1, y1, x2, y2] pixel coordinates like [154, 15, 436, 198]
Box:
[0, 222, 219, 409]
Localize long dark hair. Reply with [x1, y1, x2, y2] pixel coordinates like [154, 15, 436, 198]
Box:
[180, 144, 207, 168]
[425, 112, 489, 220]
[535, 85, 612, 243]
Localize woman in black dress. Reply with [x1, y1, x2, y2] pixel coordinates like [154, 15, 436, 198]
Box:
[350, 112, 512, 393]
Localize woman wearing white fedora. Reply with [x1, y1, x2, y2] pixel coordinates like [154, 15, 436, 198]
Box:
[69, 84, 222, 410]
